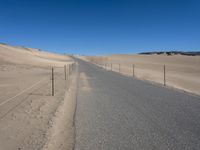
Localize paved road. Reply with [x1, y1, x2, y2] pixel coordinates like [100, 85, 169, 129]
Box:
[74, 59, 200, 150]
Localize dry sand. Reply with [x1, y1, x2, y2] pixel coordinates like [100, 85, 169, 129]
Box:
[81, 54, 200, 95]
[0, 44, 76, 150]
[0, 44, 72, 67]
[43, 65, 78, 150]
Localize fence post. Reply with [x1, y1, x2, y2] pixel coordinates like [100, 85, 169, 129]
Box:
[111, 63, 112, 71]
[73, 62, 76, 71]
[132, 64, 135, 77]
[164, 65, 166, 86]
[52, 67, 54, 96]
[64, 65, 67, 80]
[68, 64, 70, 76]
[119, 64, 120, 72]
[68, 65, 70, 75]
[69, 64, 71, 75]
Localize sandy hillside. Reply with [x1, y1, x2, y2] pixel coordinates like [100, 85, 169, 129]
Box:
[82, 54, 200, 95]
[0, 43, 72, 67]
[0, 44, 76, 150]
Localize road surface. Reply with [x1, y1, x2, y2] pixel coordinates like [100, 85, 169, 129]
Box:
[74, 59, 200, 150]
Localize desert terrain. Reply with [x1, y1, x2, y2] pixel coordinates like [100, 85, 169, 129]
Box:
[1, 44, 200, 150]
[81, 54, 200, 95]
[0, 44, 76, 150]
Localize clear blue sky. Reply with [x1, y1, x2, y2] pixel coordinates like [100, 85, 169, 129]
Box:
[0, 0, 200, 55]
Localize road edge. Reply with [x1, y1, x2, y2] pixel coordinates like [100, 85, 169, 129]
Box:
[43, 63, 79, 150]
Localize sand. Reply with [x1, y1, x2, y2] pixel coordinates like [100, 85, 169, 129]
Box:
[44, 65, 78, 150]
[0, 44, 72, 67]
[82, 54, 200, 95]
[0, 44, 76, 150]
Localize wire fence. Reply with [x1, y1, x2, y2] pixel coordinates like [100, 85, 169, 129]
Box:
[102, 63, 166, 85]
[52, 62, 76, 96]
[94, 62, 200, 95]
[0, 62, 76, 117]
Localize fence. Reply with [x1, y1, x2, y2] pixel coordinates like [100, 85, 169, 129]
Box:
[101, 62, 167, 85]
[97, 61, 200, 95]
[51, 62, 76, 96]
[0, 62, 76, 110]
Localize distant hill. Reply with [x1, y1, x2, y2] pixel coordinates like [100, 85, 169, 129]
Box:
[139, 51, 200, 56]
[0, 43, 72, 66]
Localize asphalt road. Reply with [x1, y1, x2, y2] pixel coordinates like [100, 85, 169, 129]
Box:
[74, 59, 200, 150]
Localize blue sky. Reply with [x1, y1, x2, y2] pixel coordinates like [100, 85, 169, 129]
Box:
[0, 0, 200, 55]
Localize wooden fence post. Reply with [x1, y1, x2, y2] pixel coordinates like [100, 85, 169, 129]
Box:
[132, 64, 135, 77]
[64, 65, 67, 80]
[164, 65, 166, 86]
[69, 64, 71, 75]
[52, 67, 54, 96]
[68, 64, 70, 76]
[111, 63, 112, 71]
[119, 64, 120, 72]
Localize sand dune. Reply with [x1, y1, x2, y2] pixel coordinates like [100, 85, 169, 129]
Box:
[0, 44, 72, 67]
[0, 44, 75, 150]
[82, 54, 200, 95]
